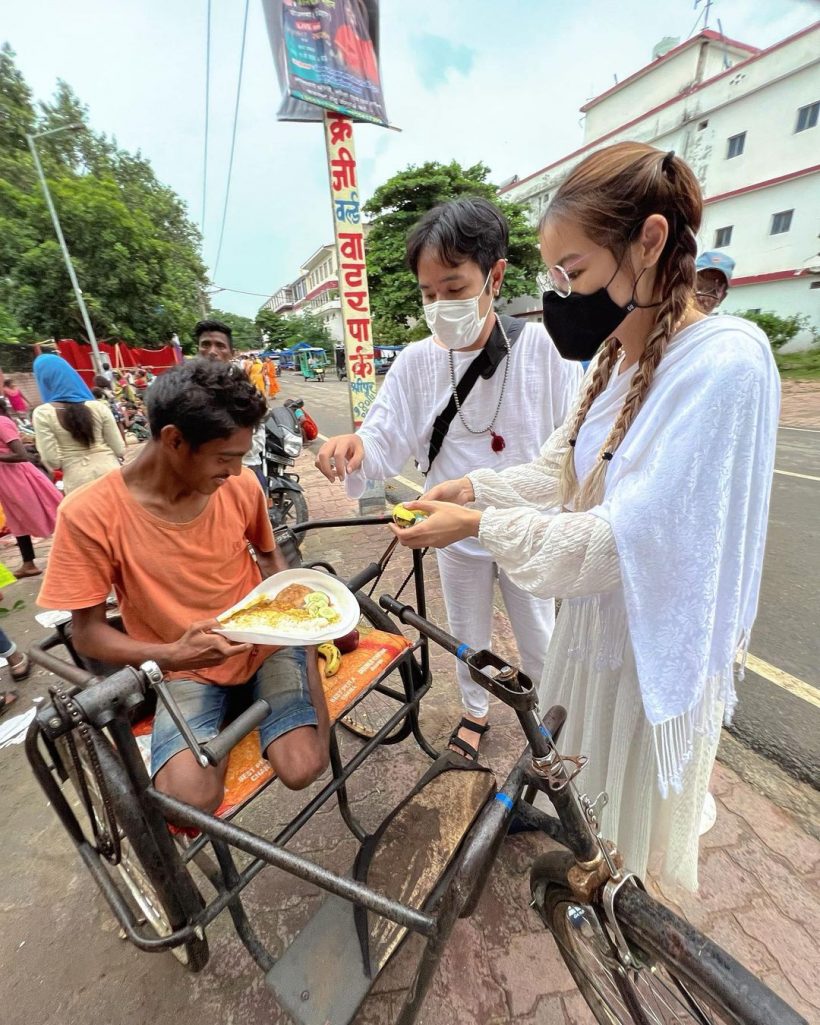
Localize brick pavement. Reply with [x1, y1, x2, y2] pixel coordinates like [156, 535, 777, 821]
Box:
[0, 445, 817, 1025]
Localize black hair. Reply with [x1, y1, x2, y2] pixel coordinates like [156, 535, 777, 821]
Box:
[193, 318, 233, 349]
[56, 402, 96, 447]
[93, 374, 110, 389]
[92, 386, 105, 399]
[4, 377, 13, 386]
[406, 197, 509, 279]
[0, 397, 10, 415]
[146, 358, 266, 449]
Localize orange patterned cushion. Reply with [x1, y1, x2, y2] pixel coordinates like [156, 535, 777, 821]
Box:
[132, 629, 411, 819]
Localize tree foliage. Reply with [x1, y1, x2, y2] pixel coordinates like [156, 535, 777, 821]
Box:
[0, 44, 208, 345]
[732, 309, 815, 350]
[255, 308, 333, 353]
[362, 160, 541, 338]
[209, 308, 259, 351]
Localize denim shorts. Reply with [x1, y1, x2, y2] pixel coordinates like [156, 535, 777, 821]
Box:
[150, 647, 316, 778]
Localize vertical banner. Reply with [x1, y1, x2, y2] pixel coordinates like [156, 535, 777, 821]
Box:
[324, 110, 377, 429]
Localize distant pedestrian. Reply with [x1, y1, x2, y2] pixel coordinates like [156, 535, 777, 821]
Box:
[3, 378, 29, 417]
[694, 251, 735, 315]
[32, 354, 125, 494]
[0, 396, 61, 578]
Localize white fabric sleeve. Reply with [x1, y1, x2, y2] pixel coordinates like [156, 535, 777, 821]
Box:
[467, 420, 570, 511]
[477, 507, 620, 599]
[344, 357, 422, 500]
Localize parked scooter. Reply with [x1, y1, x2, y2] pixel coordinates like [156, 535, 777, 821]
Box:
[265, 404, 309, 536]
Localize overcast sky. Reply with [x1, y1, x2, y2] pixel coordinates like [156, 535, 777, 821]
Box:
[5, 0, 817, 320]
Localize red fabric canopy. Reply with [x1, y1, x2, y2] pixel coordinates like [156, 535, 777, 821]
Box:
[56, 339, 181, 385]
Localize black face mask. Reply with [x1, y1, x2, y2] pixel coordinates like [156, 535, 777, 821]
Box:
[542, 267, 658, 363]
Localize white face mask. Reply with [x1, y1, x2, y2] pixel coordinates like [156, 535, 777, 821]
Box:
[423, 270, 494, 350]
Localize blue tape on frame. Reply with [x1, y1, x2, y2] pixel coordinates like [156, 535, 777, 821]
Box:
[494, 792, 514, 810]
[455, 643, 470, 661]
[539, 724, 553, 741]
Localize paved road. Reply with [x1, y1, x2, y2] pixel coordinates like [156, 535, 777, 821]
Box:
[281, 374, 820, 784]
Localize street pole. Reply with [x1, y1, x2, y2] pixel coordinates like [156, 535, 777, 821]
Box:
[323, 111, 385, 513]
[26, 128, 104, 374]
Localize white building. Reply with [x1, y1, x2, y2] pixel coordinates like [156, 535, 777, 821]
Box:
[261, 245, 343, 342]
[502, 24, 820, 345]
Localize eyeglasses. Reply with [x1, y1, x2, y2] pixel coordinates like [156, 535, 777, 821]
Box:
[536, 253, 591, 299]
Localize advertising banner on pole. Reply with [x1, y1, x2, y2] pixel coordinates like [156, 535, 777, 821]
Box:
[324, 111, 377, 428]
[263, 0, 387, 126]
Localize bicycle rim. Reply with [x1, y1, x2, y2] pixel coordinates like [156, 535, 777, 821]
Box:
[56, 733, 207, 970]
[536, 885, 736, 1025]
[339, 593, 415, 742]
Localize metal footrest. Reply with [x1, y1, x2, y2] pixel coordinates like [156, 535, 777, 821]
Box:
[266, 754, 495, 1025]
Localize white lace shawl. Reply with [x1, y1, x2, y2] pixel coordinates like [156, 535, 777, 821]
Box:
[471, 316, 779, 796]
[585, 317, 779, 793]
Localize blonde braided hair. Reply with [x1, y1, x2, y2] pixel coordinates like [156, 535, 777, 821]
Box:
[542, 142, 702, 510]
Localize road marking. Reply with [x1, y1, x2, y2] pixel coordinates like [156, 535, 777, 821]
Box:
[773, 469, 820, 482]
[779, 426, 820, 433]
[390, 474, 424, 494]
[740, 653, 820, 709]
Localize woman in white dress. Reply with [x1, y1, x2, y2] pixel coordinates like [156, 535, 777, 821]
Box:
[391, 142, 779, 891]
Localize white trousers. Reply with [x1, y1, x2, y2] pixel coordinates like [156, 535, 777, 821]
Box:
[435, 546, 555, 719]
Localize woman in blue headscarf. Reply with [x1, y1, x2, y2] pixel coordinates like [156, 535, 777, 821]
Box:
[32, 354, 125, 494]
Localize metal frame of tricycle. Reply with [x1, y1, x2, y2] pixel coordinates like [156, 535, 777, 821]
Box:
[23, 515, 568, 1023]
[25, 513, 799, 1025]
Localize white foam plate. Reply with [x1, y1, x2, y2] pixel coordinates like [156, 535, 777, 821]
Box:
[214, 568, 359, 647]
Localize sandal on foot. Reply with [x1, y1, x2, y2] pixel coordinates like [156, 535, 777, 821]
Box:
[0, 691, 18, 718]
[447, 717, 490, 762]
[10, 652, 30, 681]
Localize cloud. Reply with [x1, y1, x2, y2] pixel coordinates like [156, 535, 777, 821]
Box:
[411, 32, 475, 89]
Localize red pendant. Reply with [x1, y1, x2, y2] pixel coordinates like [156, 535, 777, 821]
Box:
[490, 431, 505, 453]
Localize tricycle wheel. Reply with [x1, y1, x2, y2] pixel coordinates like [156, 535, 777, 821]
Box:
[56, 730, 209, 971]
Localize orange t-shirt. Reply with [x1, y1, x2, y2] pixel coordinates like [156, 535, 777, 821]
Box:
[38, 468, 275, 685]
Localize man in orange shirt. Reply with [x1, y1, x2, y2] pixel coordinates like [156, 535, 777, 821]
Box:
[38, 359, 328, 814]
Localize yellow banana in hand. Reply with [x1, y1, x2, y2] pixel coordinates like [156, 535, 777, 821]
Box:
[318, 642, 342, 677]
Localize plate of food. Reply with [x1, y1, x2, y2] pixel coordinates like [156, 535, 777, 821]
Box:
[215, 568, 360, 647]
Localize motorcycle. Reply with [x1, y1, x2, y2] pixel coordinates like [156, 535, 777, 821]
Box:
[265, 404, 309, 537]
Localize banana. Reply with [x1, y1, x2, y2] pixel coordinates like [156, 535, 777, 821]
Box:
[318, 642, 342, 677]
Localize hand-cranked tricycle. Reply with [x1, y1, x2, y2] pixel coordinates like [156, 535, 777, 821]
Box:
[26, 515, 806, 1025]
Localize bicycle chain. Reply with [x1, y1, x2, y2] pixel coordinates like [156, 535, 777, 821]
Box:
[51, 682, 122, 866]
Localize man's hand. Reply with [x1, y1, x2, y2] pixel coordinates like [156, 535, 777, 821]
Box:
[315, 434, 364, 482]
[422, 476, 475, 506]
[390, 501, 482, 550]
[160, 620, 252, 671]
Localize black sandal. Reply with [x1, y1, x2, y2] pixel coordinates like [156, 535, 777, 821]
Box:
[447, 717, 490, 762]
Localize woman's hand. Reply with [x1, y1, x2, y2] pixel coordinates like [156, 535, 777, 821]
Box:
[390, 500, 482, 549]
[422, 476, 475, 506]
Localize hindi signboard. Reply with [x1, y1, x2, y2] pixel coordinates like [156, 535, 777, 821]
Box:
[324, 111, 377, 428]
[263, 0, 387, 126]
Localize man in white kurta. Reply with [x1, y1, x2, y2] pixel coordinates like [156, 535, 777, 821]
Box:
[316, 197, 581, 755]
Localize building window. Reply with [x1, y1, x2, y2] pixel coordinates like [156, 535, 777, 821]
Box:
[810, 282, 820, 291]
[795, 101, 819, 133]
[714, 225, 733, 248]
[726, 132, 745, 158]
[698, 119, 709, 130]
[771, 210, 793, 235]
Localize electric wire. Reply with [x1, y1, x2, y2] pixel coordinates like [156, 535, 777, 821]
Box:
[212, 0, 250, 279]
[201, 0, 211, 228]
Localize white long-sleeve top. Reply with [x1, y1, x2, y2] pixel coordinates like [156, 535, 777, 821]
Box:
[346, 321, 583, 557]
[468, 420, 621, 597]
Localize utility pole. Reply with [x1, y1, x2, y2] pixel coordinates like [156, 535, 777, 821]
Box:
[27, 124, 104, 374]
